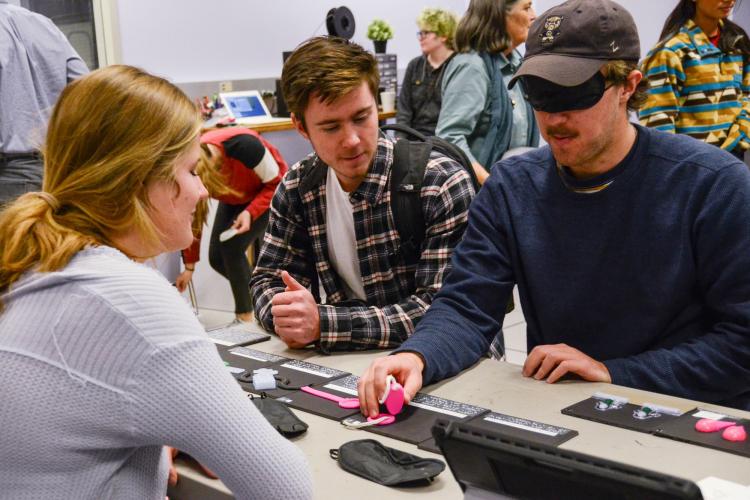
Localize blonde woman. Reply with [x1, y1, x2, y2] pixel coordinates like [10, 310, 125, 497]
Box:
[395, 7, 458, 136]
[0, 65, 311, 499]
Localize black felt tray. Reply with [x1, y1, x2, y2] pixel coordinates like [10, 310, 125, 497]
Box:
[562, 397, 684, 434]
[655, 409, 750, 459]
[238, 357, 351, 398]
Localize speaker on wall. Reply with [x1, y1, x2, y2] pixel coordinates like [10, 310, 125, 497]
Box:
[326, 6, 355, 39]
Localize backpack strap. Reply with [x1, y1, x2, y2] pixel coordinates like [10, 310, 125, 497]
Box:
[381, 123, 480, 191]
[391, 139, 431, 266]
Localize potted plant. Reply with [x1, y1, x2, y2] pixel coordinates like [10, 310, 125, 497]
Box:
[367, 19, 393, 54]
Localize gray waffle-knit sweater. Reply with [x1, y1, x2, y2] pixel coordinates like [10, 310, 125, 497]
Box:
[0, 246, 312, 499]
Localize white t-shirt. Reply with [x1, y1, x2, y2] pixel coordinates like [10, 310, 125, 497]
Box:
[325, 169, 367, 301]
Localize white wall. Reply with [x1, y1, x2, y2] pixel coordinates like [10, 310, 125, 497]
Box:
[115, 0, 467, 83]
[115, 1, 686, 85]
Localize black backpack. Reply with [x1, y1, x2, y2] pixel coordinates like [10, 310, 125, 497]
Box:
[381, 123, 480, 266]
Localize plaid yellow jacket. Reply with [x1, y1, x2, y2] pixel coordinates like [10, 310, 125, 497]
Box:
[639, 19, 750, 152]
[250, 134, 475, 351]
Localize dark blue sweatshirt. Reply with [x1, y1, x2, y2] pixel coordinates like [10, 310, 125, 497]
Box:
[398, 126, 750, 410]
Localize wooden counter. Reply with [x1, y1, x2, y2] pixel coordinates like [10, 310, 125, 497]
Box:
[203, 110, 397, 134]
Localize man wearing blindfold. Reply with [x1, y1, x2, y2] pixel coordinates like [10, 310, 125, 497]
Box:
[359, 0, 750, 415]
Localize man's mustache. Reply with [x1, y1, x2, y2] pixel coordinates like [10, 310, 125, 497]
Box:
[545, 126, 577, 137]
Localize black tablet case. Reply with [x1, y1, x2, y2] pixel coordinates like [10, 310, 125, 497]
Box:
[432, 419, 703, 500]
[453, 411, 578, 449]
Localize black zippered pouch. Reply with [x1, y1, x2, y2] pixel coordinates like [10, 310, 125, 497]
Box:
[249, 393, 308, 437]
[330, 439, 445, 486]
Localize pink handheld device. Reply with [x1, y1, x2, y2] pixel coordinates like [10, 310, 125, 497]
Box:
[379, 375, 405, 415]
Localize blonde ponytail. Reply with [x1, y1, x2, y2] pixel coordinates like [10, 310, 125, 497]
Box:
[0, 192, 96, 311]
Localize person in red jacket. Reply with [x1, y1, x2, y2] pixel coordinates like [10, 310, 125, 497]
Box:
[178, 128, 288, 325]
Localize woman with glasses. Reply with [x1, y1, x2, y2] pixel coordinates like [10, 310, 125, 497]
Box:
[436, 0, 539, 185]
[640, 0, 750, 159]
[395, 8, 458, 137]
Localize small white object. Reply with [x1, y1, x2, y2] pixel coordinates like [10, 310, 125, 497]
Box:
[380, 90, 396, 113]
[697, 476, 750, 500]
[219, 228, 238, 242]
[692, 410, 727, 420]
[592, 392, 629, 405]
[378, 374, 396, 404]
[641, 402, 683, 416]
[252, 368, 278, 390]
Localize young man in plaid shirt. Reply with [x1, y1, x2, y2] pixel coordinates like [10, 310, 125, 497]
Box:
[249, 37, 475, 352]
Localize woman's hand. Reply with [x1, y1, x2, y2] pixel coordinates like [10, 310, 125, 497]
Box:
[232, 211, 252, 235]
[175, 269, 193, 292]
[166, 447, 218, 487]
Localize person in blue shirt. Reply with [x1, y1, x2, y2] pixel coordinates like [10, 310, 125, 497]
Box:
[358, 0, 750, 413]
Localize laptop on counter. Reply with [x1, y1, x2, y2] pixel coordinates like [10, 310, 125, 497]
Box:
[219, 90, 289, 125]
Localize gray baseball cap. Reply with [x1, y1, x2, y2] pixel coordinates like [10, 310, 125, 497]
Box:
[509, 0, 640, 88]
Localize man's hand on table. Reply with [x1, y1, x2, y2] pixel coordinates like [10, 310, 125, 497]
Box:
[358, 352, 425, 418]
[522, 343, 611, 384]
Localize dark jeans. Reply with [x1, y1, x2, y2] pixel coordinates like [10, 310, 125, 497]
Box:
[0, 155, 43, 207]
[208, 202, 270, 315]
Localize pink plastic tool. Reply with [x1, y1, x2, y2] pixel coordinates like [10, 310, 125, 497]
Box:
[695, 418, 736, 433]
[722, 425, 747, 442]
[380, 375, 405, 415]
[342, 414, 396, 428]
[300, 385, 360, 409]
[368, 414, 396, 425]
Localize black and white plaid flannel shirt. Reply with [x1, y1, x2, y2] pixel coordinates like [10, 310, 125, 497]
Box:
[250, 134, 475, 351]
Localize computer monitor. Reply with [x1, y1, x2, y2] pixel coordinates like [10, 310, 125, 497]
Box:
[432, 419, 703, 500]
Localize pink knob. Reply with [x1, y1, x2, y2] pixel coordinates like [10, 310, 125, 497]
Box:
[695, 418, 736, 433]
[722, 425, 747, 442]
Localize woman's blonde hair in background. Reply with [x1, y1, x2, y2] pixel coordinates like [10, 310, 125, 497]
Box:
[190, 143, 241, 234]
[417, 8, 459, 51]
[0, 64, 201, 311]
